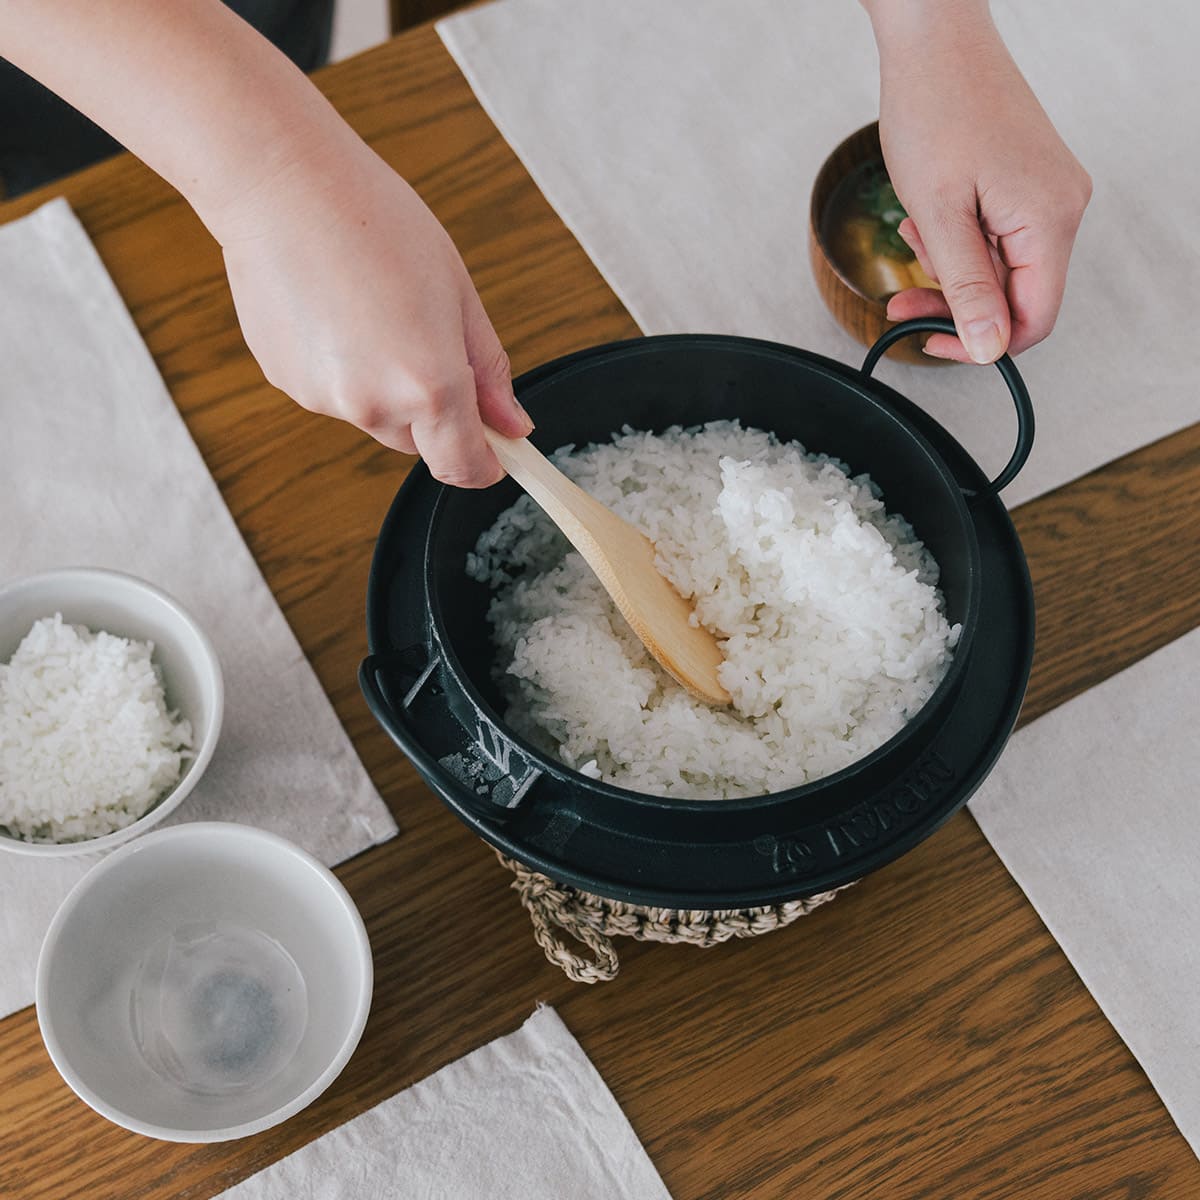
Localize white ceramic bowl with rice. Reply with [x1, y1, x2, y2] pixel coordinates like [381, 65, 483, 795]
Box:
[0, 568, 223, 856]
[36, 822, 372, 1141]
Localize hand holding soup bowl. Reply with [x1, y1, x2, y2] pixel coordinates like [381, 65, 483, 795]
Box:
[809, 121, 943, 366]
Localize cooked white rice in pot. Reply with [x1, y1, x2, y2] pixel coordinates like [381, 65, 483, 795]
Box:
[0, 614, 193, 842]
[468, 422, 960, 800]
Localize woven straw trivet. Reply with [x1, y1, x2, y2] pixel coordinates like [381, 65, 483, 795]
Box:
[496, 852, 849, 983]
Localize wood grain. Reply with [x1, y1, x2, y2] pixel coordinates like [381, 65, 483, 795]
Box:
[389, 0, 468, 35]
[1, 22, 1198, 1200]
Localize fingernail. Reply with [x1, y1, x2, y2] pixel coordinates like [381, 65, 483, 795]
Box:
[963, 319, 1003, 365]
[515, 400, 535, 436]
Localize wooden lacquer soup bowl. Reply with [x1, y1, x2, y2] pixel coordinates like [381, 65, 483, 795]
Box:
[809, 120, 943, 366]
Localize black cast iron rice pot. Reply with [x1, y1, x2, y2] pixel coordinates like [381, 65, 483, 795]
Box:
[361, 318, 1035, 909]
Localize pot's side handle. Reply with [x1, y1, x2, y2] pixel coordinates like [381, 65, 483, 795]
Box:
[861, 317, 1035, 500]
[359, 651, 542, 822]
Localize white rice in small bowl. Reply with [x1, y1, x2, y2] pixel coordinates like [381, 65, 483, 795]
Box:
[468, 422, 960, 800]
[0, 569, 223, 856]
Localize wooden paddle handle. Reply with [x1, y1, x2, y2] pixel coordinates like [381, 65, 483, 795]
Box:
[483, 428, 609, 535]
[483, 427, 547, 482]
[481, 428, 731, 706]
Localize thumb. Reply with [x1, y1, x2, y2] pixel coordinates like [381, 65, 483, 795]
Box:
[460, 285, 533, 438]
[917, 204, 1010, 364]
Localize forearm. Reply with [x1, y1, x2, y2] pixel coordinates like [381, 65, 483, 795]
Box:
[861, 0, 999, 68]
[864, 0, 993, 51]
[0, 0, 350, 238]
[2, 0, 529, 482]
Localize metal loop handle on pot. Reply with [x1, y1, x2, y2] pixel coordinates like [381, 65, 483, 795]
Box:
[860, 317, 1035, 499]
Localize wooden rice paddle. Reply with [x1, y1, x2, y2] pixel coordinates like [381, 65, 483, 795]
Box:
[483, 429, 731, 706]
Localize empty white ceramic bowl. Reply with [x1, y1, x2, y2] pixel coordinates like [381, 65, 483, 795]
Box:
[36, 822, 373, 1141]
[0, 567, 223, 856]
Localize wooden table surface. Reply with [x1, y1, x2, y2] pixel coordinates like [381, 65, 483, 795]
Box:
[2, 23, 1198, 1200]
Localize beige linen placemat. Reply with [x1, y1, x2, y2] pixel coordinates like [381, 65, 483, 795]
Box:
[217, 1006, 673, 1200]
[970, 628, 1200, 1156]
[439, 0, 1199, 507]
[0, 199, 397, 1018]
